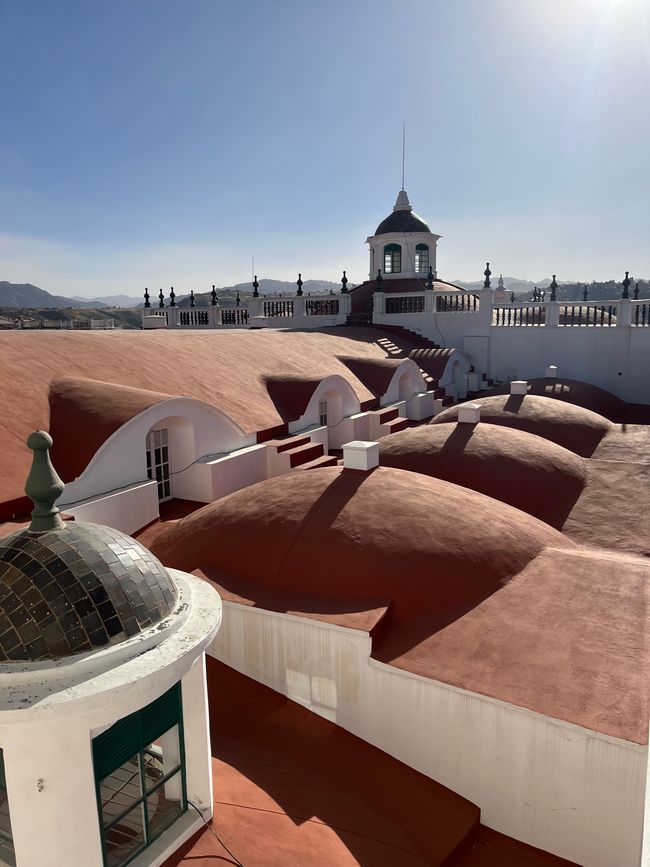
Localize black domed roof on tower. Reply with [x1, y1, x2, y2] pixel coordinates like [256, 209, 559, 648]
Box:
[0, 431, 178, 663]
[374, 189, 431, 235]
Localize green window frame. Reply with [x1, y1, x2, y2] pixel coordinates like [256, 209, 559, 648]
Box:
[383, 243, 401, 274]
[415, 244, 429, 273]
[92, 684, 187, 867]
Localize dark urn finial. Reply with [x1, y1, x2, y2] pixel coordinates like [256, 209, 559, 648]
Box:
[426, 266, 434, 291]
[190, 290, 195, 308]
[296, 273, 303, 296]
[550, 275, 558, 301]
[375, 269, 384, 291]
[211, 284, 217, 306]
[341, 270, 348, 294]
[583, 285, 588, 302]
[236, 291, 241, 307]
[483, 262, 491, 289]
[533, 286, 538, 302]
[158, 288, 165, 308]
[634, 282, 639, 300]
[169, 286, 176, 307]
[511, 291, 515, 304]
[622, 271, 631, 299]
[25, 431, 65, 533]
[253, 275, 260, 298]
[143, 287, 151, 308]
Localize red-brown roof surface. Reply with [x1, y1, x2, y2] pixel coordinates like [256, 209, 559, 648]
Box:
[148, 465, 650, 743]
[0, 327, 420, 514]
[378, 423, 587, 528]
[431, 394, 613, 456]
[164, 658, 578, 867]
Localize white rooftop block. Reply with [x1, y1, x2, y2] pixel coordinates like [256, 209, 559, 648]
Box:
[458, 403, 481, 423]
[342, 440, 379, 471]
[510, 380, 528, 395]
[546, 365, 558, 378]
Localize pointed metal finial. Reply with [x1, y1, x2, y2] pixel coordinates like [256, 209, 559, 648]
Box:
[375, 269, 384, 291]
[341, 271, 348, 294]
[634, 282, 639, 300]
[511, 291, 515, 303]
[583, 285, 588, 301]
[211, 284, 217, 305]
[253, 275, 260, 298]
[550, 275, 558, 301]
[622, 271, 631, 299]
[25, 431, 65, 533]
[533, 286, 538, 301]
[236, 291, 241, 307]
[169, 286, 176, 307]
[158, 289, 165, 308]
[483, 263, 491, 289]
[143, 287, 150, 308]
[190, 290, 195, 308]
[296, 273, 303, 296]
[426, 266, 434, 290]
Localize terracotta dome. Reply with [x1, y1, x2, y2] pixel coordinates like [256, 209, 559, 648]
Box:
[430, 394, 613, 457]
[486, 377, 626, 422]
[151, 466, 574, 628]
[378, 424, 587, 528]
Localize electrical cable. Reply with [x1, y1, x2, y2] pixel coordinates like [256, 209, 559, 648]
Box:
[187, 799, 246, 867]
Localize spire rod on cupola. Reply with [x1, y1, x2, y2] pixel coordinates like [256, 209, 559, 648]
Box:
[25, 431, 65, 533]
[401, 121, 406, 191]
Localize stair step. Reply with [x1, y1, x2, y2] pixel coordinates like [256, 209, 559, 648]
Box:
[383, 417, 409, 433]
[378, 407, 399, 423]
[266, 435, 312, 453]
[298, 454, 339, 470]
[287, 441, 325, 467]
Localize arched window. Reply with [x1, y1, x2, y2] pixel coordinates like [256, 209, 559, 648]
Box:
[383, 244, 401, 274]
[415, 244, 429, 273]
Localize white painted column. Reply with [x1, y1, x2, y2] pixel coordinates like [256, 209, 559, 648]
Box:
[180, 654, 214, 820]
[618, 299, 632, 328]
[546, 300, 560, 327]
[424, 290, 435, 314]
[2, 718, 104, 867]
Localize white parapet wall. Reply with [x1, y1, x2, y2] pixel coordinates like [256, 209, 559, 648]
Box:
[65, 480, 159, 535]
[210, 602, 648, 867]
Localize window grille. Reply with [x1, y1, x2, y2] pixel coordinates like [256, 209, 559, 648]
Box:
[93, 684, 186, 867]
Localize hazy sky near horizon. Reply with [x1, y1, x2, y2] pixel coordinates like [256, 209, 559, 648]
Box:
[1, 0, 649, 296]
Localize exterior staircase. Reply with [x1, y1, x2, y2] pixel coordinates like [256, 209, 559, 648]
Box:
[266, 434, 338, 474]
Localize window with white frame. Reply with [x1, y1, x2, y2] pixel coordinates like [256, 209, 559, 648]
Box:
[383, 244, 401, 274]
[415, 244, 429, 273]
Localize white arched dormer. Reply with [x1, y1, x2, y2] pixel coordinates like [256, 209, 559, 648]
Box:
[288, 374, 361, 437]
[380, 358, 428, 407]
[367, 190, 441, 280]
[437, 350, 471, 401]
[59, 397, 256, 532]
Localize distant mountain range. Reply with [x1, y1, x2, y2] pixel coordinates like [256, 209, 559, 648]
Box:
[453, 276, 553, 293]
[72, 293, 142, 307]
[2, 275, 647, 310]
[0, 282, 107, 309]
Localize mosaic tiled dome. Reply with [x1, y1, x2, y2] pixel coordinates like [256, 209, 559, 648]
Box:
[0, 431, 178, 663]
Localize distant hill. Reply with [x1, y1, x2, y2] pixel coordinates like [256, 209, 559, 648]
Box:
[0, 281, 106, 309]
[453, 276, 552, 293]
[72, 293, 142, 307]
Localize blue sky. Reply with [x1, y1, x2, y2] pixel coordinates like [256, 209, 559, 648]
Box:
[1, 0, 649, 296]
